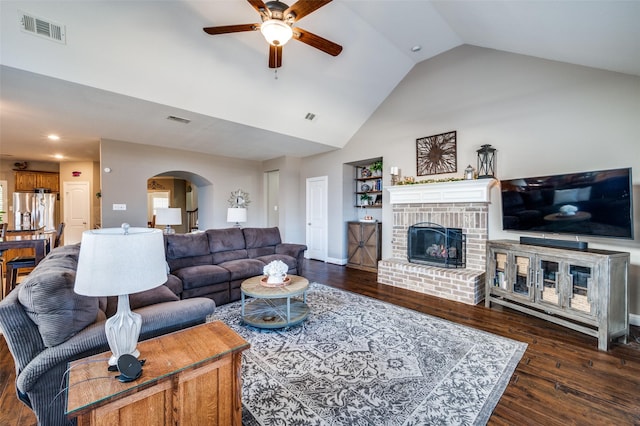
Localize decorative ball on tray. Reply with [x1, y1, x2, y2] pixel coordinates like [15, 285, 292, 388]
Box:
[261, 260, 290, 287]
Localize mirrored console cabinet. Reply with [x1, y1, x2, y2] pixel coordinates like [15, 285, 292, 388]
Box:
[485, 240, 629, 351]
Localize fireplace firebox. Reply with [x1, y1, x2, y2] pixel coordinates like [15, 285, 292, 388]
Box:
[408, 222, 466, 268]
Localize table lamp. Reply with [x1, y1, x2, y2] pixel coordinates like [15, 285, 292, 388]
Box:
[74, 224, 168, 366]
[227, 207, 247, 228]
[155, 207, 182, 234]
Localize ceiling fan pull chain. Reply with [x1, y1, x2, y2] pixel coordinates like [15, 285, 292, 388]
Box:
[274, 48, 279, 79]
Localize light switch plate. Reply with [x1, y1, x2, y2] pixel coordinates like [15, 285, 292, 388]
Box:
[112, 204, 127, 211]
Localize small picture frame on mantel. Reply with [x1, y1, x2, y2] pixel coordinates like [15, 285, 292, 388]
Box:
[416, 130, 457, 176]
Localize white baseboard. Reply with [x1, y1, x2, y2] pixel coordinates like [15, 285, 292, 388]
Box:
[326, 257, 347, 266]
[629, 313, 640, 327]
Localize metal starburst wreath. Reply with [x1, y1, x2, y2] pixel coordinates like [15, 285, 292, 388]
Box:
[416, 131, 457, 176]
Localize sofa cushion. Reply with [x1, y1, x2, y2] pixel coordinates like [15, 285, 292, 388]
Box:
[243, 227, 282, 249]
[207, 228, 246, 252]
[247, 246, 275, 258]
[255, 254, 297, 271]
[173, 264, 231, 290]
[18, 249, 98, 347]
[105, 285, 180, 318]
[166, 232, 210, 259]
[167, 254, 214, 272]
[164, 274, 183, 295]
[212, 249, 248, 264]
[218, 258, 265, 281]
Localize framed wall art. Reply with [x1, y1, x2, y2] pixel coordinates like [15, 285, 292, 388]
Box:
[416, 131, 457, 176]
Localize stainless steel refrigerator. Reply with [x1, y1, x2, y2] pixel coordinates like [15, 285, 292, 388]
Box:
[13, 191, 57, 231]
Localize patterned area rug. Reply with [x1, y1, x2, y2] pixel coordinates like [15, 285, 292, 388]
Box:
[210, 283, 527, 425]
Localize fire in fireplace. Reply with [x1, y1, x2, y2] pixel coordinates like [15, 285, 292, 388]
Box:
[408, 222, 466, 268]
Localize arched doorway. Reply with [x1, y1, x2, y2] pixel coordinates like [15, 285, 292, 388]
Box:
[147, 170, 211, 233]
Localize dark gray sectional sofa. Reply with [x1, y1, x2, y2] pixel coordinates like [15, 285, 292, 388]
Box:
[165, 227, 307, 306]
[0, 243, 216, 426]
[0, 226, 306, 426]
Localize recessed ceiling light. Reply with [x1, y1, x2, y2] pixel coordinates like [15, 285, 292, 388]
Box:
[53, 154, 64, 159]
[411, 45, 422, 52]
[48, 134, 60, 140]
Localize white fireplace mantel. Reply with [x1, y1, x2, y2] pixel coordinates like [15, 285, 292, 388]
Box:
[386, 179, 497, 204]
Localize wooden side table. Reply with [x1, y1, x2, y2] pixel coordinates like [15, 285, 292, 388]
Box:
[65, 321, 250, 426]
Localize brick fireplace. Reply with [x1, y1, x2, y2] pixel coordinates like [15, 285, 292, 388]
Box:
[378, 179, 496, 305]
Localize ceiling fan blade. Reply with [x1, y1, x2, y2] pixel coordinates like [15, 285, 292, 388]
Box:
[269, 44, 283, 68]
[203, 24, 259, 35]
[247, 0, 270, 19]
[293, 27, 342, 56]
[285, 0, 332, 22]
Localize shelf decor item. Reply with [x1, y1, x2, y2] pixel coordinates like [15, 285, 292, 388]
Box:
[476, 144, 496, 178]
[370, 160, 383, 176]
[416, 131, 457, 176]
[360, 193, 372, 205]
[464, 165, 475, 180]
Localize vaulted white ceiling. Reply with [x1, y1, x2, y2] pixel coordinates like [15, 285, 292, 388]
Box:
[1, 0, 638, 163]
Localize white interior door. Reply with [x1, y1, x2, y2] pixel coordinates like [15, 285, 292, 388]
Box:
[63, 181, 90, 245]
[306, 176, 328, 261]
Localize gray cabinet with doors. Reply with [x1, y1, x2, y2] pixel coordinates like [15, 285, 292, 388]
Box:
[485, 240, 629, 351]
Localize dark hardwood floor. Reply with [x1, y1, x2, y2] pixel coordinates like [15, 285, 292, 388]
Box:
[2, 259, 639, 425]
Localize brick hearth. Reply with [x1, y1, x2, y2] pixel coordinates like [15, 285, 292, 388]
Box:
[378, 180, 496, 305]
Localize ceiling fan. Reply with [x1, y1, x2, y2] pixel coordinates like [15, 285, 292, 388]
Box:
[203, 0, 342, 69]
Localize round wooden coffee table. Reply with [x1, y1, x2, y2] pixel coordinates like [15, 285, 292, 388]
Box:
[240, 275, 309, 329]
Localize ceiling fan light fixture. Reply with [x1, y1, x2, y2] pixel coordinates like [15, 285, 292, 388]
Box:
[260, 19, 293, 46]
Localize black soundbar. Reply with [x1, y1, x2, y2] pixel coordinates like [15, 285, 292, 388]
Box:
[519, 236, 588, 251]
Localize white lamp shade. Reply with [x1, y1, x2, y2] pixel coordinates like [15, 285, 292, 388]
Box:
[74, 227, 167, 296]
[227, 207, 247, 223]
[260, 19, 293, 46]
[155, 208, 182, 226]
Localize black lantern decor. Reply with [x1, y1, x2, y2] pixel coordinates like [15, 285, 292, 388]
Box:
[476, 144, 496, 179]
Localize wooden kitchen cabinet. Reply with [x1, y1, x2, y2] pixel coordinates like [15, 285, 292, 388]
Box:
[14, 170, 59, 192]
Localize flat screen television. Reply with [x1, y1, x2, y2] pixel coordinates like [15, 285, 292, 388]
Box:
[500, 167, 634, 240]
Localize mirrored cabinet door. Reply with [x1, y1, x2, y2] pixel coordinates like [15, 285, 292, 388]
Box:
[512, 254, 532, 298]
[538, 259, 561, 307]
[567, 264, 595, 316]
[491, 251, 508, 290]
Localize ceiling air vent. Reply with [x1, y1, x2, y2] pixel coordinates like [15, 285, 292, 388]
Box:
[166, 115, 191, 124]
[19, 11, 66, 44]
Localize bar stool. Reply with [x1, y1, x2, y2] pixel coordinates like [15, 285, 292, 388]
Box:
[5, 222, 65, 294]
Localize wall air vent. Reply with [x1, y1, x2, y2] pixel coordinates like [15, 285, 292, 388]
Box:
[166, 115, 191, 124]
[19, 11, 66, 44]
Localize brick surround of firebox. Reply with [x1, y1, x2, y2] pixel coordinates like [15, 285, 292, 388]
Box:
[378, 180, 496, 305]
